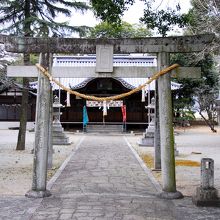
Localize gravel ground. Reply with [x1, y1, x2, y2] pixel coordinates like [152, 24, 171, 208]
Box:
[0, 126, 220, 198]
[0, 130, 83, 195]
[126, 125, 220, 197]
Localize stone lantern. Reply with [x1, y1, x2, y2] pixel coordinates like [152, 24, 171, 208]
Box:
[53, 96, 63, 123]
[138, 97, 155, 146]
[52, 95, 71, 145]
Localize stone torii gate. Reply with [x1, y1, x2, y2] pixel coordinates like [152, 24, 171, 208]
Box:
[2, 34, 214, 199]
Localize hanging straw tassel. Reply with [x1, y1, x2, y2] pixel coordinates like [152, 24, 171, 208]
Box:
[103, 100, 107, 116]
[66, 91, 71, 107]
[141, 87, 145, 102]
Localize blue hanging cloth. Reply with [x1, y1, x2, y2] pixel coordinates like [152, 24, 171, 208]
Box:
[83, 105, 89, 126]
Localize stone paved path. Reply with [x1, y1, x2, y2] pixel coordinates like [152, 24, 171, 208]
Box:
[31, 136, 176, 220]
[1, 135, 220, 220]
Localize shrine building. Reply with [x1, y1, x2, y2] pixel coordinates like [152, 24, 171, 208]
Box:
[1, 54, 179, 130]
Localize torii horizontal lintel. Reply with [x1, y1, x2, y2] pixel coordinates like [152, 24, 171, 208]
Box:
[0, 34, 214, 53]
[7, 66, 201, 78]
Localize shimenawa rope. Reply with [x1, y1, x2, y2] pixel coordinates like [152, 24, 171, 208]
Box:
[35, 63, 179, 102]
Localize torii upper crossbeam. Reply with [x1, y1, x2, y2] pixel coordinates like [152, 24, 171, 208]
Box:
[0, 33, 215, 53]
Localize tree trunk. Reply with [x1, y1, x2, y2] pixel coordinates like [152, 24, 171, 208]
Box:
[16, 53, 30, 150]
[199, 111, 217, 133]
[16, 0, 31, 150]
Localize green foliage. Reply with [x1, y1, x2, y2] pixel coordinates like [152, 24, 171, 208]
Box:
[140, 3, 189, 36]
[180, 0, 220, 131]
[174, 108, 195, 126]
[30, 54, 39, 65]
[171, 54, 199, 119]
[87, 21, 152, 38]
[0, 0, 90, 37]
[186, 0, 220, 35]
[90, 0, 134, 24]
[172, 53, 219, 105]
[171, 53, 219, 131]
[91, 0, 190, 36]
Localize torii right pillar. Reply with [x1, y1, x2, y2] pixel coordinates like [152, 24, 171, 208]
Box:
[158, 52, 183, 199]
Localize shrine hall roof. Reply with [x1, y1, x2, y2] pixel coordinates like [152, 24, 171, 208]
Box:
[30, 77, 180, 91]
[30, 55, 180, 90]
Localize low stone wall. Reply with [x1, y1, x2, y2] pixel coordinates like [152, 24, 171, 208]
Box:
[189, 120, 218, 126]
[0, 121, 34, 130]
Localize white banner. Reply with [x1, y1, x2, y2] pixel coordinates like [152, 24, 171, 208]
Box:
[86, 100, 123, 107]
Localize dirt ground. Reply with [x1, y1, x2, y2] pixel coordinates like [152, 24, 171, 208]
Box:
[0, 126, 220, 197]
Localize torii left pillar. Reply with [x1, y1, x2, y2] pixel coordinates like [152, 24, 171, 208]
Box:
[26, 53, 52, 198]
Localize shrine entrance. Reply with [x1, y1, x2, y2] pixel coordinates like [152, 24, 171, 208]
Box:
[86, 100, 124, 122]
[32, 54, 156, 128]
[2, 33, 214, 199]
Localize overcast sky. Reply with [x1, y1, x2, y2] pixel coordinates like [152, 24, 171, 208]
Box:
[66, 0, 192, 27]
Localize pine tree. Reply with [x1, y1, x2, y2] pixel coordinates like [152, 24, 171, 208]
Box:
[0, 0, 89, 37]
[0, 0, 89, 150]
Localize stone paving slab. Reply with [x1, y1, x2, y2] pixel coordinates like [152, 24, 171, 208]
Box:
[30, 136, 175, 220]
[0, 135, 220, 220]
[0, 195, 42, 220]
[49, 136, 157, 197]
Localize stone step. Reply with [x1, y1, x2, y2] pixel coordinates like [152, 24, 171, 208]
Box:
[53, 127, 64, 132]
[53, 137, 71, 145]
[87, 130, 123, 133]
[87, 124, 123, 128]
[52, 132, 67, 137]
[86, 124, 124, 133]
